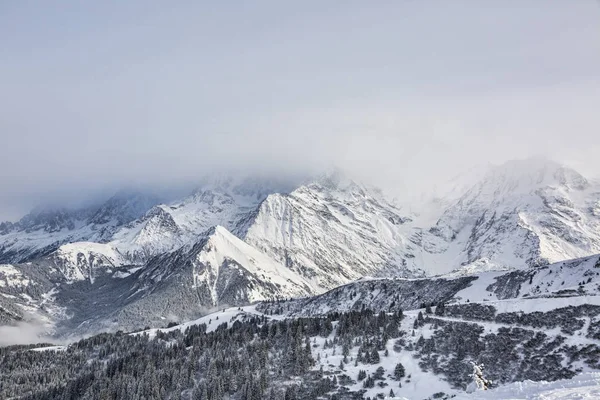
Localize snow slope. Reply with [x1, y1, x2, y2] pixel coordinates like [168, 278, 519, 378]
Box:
[133, 292, 600, 400]
[188, 225, 314, 304]
[454, 372, 600, 400]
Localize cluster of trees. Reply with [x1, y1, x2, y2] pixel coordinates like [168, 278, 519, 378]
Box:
[5, 303, 594, 399]
[1, 309, 407, 400]
[413, 315, 600, 389]
[438, 303, 600, 337]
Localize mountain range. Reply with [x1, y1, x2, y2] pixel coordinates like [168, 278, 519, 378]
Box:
[1, 157, 600, 337]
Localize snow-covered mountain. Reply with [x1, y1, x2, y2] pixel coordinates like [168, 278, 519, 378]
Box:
[0, 225, 315, 334]
[0, 176, 294, 278]
[6, 158, 600, 283]
[2, 158, 600, 337]
[0, 191, 163, 264]
[243, 171, 419, 290]
[427, 158, 600, 273]
[107, 176, 290, 263]
[128, 225, 313, 312]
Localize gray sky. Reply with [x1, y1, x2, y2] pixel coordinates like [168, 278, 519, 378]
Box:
[1, 1, 600, 221]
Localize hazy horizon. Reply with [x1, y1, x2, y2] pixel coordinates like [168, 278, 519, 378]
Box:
[2, 1, 600, 221]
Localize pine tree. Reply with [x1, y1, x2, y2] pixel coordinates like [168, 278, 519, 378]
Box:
[394, 362, 405, 380]
[362, 375, 375, 388]
[357, 370, 367, 381]
[370, 349, 380, 364]
[434, 302, 445, 316]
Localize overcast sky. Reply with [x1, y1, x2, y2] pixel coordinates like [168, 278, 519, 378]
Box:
[1, 1, 599, 220]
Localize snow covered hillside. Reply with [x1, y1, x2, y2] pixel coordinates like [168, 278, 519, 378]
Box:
[2, 253, 600, 398]
[258, 254, 600, 319]
[455, 372, 600, 399]
[9, 291, 599, 400]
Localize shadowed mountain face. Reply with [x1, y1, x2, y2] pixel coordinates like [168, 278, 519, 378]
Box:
[1, 159, 600, 337]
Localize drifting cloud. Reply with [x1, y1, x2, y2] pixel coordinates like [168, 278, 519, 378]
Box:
[0, 320, 54, 347]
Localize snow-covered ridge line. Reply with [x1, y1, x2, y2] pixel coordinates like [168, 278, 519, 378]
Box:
[3, 158, 600, 288]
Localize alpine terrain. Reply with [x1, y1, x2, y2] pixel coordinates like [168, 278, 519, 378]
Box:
[1, 158, 600, 400]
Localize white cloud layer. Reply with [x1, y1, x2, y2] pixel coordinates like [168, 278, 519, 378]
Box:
[1, 1, 599, 220]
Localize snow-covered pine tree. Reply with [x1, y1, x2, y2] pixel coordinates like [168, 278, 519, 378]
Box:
[467, 361, 492, 392]
[393, 362, 405, 380]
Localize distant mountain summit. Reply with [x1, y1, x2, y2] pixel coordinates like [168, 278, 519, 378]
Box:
[0, 191, 163, 264]
[429, 157, 600, 272]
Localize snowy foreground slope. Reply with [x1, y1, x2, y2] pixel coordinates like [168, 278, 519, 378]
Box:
[454, 372, 600, 400]
[3, 256, 600, 399]
[136, 274, 600, 400]
[6, 286, 599, 399]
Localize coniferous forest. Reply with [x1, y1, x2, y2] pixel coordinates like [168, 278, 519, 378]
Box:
[2, 304, 599, 400]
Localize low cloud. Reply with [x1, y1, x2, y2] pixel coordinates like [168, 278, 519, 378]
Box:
[0, 320, 55, 347]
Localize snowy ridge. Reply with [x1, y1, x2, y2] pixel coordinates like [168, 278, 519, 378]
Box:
[0, 191, 163, 264]
[257, 253, 600, 318]
[428, 158, 600, 273]
[51, 242, 127, 282]
[190, 225, 314, 304]
[244, 173, 420, 291]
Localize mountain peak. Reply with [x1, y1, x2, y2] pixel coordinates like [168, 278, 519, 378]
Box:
[88, 190, 163, 226]
[486, 157, 588, 192]
[16, 206, 81, 233]
[192, 174, 299, 200]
